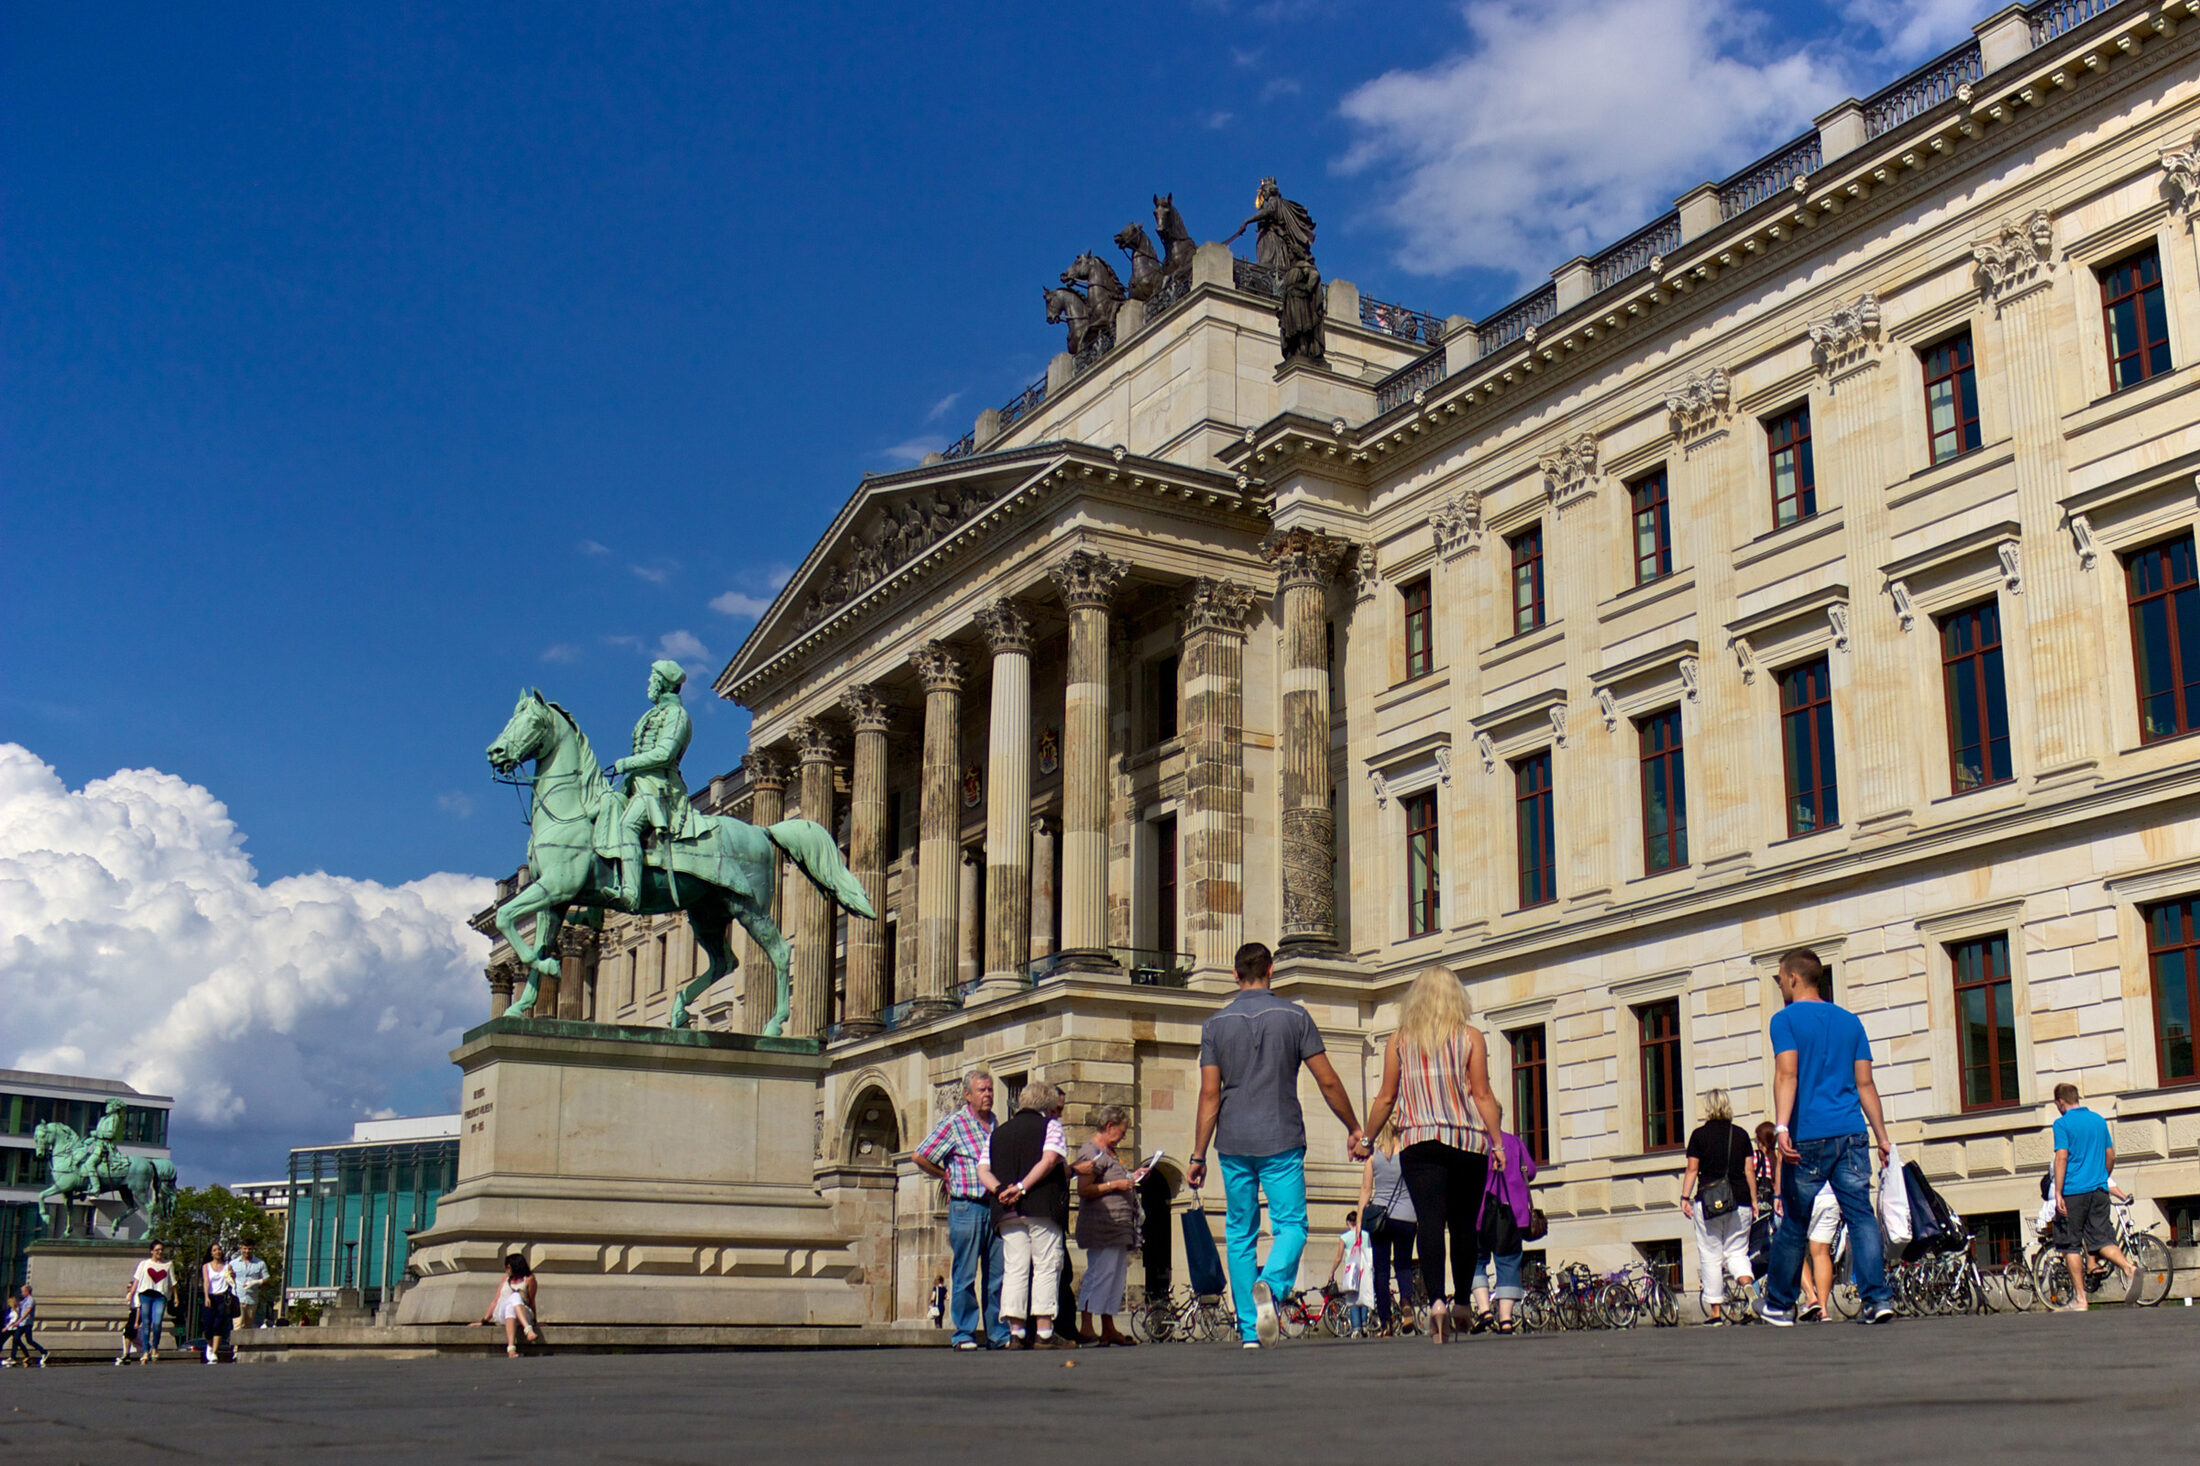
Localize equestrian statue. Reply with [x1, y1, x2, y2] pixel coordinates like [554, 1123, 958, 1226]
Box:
[34, 1101, 179, 1237]
[485, 661, 875, 1034]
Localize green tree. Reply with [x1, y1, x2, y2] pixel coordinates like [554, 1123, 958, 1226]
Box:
[158, 1186, 285, 1333]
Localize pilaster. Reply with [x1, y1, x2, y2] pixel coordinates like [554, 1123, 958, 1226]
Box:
[1261, 527, 1354, 950]
[1049, 549, 1128, 967]
[1179, 576, 1257, 988]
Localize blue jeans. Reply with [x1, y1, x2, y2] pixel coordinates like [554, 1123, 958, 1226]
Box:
[1219, 1148, 1308, 1342]
[1765, 1132, 1890, 1314]
[947, 1197, 1007, 1347]
[1474, 1247, 1525, 1302]
[136, 1292, 166, 1355]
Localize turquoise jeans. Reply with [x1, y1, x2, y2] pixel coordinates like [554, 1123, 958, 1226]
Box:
[1219, 1148, 1308, 1342]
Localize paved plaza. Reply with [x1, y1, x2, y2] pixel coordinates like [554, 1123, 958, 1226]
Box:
[4, 1309, 2194, 1464]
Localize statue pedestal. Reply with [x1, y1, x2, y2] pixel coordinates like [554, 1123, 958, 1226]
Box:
[25, 1239, 142, 1360]
[395, 1018, 867, 1331]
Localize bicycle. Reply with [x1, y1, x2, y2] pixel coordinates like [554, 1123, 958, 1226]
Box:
[2031, 1197, 2175, 1308]
[1276, 1284, 1352, 1339]
[1133, 1286, 1235, 1343]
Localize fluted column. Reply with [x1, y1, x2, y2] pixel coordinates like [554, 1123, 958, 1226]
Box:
[1262, 528, 1353, 949]
[556, 925, 598, 1020]
[840, 686, 893, 1034]
[958, 846, 983, 993]
[738, 752, 788, 1034]
[1180, 577, 1257, 985]
[790, 718, 840, 1038]
[487, 960, 517, 1020]
[1030, 814, 1058, 963]
[911, 643, 965, 1015]
[978, 600, 1035, 991]
[1048, 549, 1127, 965]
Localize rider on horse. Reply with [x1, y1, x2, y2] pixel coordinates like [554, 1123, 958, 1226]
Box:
[84, 1099, 127, 1178]
[607, 659, 698, 910]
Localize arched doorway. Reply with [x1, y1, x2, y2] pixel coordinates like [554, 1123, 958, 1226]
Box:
[1138, 1166, 1179, 1301]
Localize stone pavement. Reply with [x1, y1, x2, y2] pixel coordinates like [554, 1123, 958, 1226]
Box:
[3, 1308, 2194, 1464]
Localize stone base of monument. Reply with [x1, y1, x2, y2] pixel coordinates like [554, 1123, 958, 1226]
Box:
[24, 1239, 141, 1361]
[390, 1018, 890, 1340]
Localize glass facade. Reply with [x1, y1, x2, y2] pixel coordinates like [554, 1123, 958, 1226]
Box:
[284, 1138, 459, 1306]
[0, 1093, 168, 1146]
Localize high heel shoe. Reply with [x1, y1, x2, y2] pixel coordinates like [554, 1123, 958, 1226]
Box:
[1429, 1301, 1449, 1345]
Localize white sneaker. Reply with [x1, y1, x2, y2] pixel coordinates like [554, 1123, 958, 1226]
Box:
[1253, 1281, 1279, 1346]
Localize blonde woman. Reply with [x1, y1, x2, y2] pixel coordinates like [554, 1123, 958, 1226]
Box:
[1355, 1121, 1417, 1333]
[1679, 1089, 1759, 1324]
[1363, 968, 1506, 1343]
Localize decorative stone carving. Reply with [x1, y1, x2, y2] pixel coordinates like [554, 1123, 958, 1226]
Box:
[1888, 579, 1918, 633]
[1180, 577, 1258, 635]
[1259, 527, 1356, 589]
[795, 483, 1003, 633]
[1366, 767, 1389, 809]
[1973, 210, 2054, 299]
[2069, 512, 2099, 571]
[1049, 548, 1128, 610]
[1355, 552, 1384, 604]
[1730, 633, 1758, 684]
[1548, 704, 1569, 748]
[1678, 655, 1700, 701]
[1431, 490, 1483, 558]
[1808, 293, 1881, 377]
[839, 685, 894, 734]
[976, 598, 1033, 655]
[1538, 434, 1599, 513]
[741, 750, 789, 793]
[1432, 746, 1453, 786]
[1473, 730, 1497, 773]
[932, 1080, 966, 1121]
[792, 718, 838, 767]
[1666, 368, 1732, 440]
[1279, 806, 1337, 935]
[1828, 603, 1852, 652]
[1595, 688, 1620, 733]
[1997, 541, 2024, 595]
[911, 640, 965, 691]
[2166, 131, 2200, 222]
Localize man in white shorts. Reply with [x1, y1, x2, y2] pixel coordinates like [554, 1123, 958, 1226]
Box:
[1797, 1183, 1844, 1321]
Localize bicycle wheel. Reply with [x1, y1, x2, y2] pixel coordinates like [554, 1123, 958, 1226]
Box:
[2124, 1233, 2173, 1306]
[1996, 1261, 2036, 1313]
[1556, 1294, 1587, 1331]
[1597, 1280, 1641, 1329]
[1319, 1297, 1351, 1338]
[2035, 1250, 2074, 1308]
[1519, 1292, 1551, 1334]
[1276, 1297, 1310, 1339]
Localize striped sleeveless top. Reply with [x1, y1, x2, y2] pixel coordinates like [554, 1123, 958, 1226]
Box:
[1394, 1030, 1489, 1154]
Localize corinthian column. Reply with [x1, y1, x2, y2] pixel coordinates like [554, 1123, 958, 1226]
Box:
[839, 686, 893, 1034]
[738, 752, 788, 1034]
[789, 718, 840, 1037]
[978, 600, 1035, 992]
[1261, 528, 1353, 950]
[1030, 814, 1058, 963]
[487, 960, 517, 1020]
[1048, 548, 1127, 967]
[556, 925, 599, 1020]
[910, 643, 964, 1015]
[1180, 577, 1257, 986]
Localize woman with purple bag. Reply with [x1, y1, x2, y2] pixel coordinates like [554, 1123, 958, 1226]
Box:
[1468, 1123, 1538, 1335]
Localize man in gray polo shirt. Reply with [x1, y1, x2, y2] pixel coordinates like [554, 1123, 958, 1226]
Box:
[1188, 942, 1365, 1347]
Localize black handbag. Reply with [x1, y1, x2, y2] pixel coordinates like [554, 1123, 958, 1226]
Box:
[1698, 1124, 1739, 1220]
[1480, 1196, 1522, 1255]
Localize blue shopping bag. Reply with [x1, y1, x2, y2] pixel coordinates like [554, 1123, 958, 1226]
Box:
[1181, 1195, 1228, 1298]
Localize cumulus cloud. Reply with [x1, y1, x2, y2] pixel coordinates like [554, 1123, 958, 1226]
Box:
[710, 591, 774, 619]
[655, 630, 711, 671]
[0, 744, 492, 1181]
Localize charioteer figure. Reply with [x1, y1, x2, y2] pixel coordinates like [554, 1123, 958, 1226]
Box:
[607, 659, 699, 910]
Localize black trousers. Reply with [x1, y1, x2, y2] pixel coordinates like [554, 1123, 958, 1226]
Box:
[1400, 1140, 1488, 1305]
[1370, 1218, 1417, 1323]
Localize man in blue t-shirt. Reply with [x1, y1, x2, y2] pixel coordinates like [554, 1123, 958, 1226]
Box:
[1759, 948, 1895, 1325]
[2050, 1083, 2137, 1310]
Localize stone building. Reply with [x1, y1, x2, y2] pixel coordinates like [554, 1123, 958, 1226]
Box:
[484, 0, 2200, 1317]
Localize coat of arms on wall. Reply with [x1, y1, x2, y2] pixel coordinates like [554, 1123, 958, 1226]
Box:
[1037, 727, 1061, 776]
[962, 763, 984, 809]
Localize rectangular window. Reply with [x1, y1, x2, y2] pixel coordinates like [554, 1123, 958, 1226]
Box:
[1940, 601, 2013, 790]
[1401, 577, 1434, 680]
[621, 948, 637, 1008]
[1778, 657, 1839, 836]
[1153, 814, 1178, 956]
[2126, 534, 2200, 742]
[1637, 707, 1688, 873]
[1508, 1025, 1550, 1165]
[1637, 998, 1683, 1152]
[1508, 525, 1546, 635]
[1969, 1212, 2023, 1269]
[1767, 404, 1816, 528]
[886, 791, 904, 860]
[1513, 751, 1555, 909]
[1150, 653, 1181, 745]
[653, 933, 669, 995]
[1629, 468, 1673, 585]
[1951, 934, 2019, 1111]
[1922, 331, 1983, 463]
[2145, 896, 2199, 1085]
[2100, 246, 2172, 391]
[1404, 788, 1441, 936]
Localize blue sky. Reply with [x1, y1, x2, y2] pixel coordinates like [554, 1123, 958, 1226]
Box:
[2, 0, 1990, 1176]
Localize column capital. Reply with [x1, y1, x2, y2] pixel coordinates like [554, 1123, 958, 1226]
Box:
[556, 926, 599, 960]
[977, 598, 1034, 656]
[1259, 527, 1355, 590]
[1048, 548, 1128, 611]
[1032, 810, 1058, 836]
[1179, 577, 1258, 635]
[962, 844, 986, 867]
[791, 717, 840, 767]
[740, 750, 788, 793]
[912, 640, 965, 692]
[839, 684, 896, 735]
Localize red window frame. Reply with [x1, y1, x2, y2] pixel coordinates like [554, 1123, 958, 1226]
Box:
[1638, 999, 1683, 1152]
[2126, 534, 2200, 743]
[1778, 657, 1839, 836]
[1404, 788, 1440, 936]
[1922, 331, 1982, 464]
[1508, 1024, 1550, 1165]
[1767, 404, 1816, 528]
[2145, 897, 2200, 1087]
[1513, 750, 1555, 909]
[1401, 577, 1434, 680]
[1637, 707, 1688, 873]
[1939, 601, 2013, 790]
[1629, 469, 1673, 585]
[2100, 246, 2172, 392]
[1951, 934, 2019, 1111]
[1508, 525, 1546, 635]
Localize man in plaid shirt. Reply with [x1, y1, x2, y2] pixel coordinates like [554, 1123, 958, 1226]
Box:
[916, 1070, 1006, 1349]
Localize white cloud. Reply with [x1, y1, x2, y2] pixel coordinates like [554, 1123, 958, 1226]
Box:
[630, 561, 677, 585]
[577, 539, 611, 556]
[435, 791, 476, 820]
[600, 634, 644, 651]
[880, 437, 943, 465]
[1336, 0, 1961, 286]
[1203, 109, 1236, 130]
[710, 591, 774, 619]
[655, 630, 711, 665]
[923, 391, 963, 423]
[539, 643, 582, 664]
[0, 744, 492, 1181]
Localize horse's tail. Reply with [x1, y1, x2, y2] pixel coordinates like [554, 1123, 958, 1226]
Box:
[767, 819, 877, 920]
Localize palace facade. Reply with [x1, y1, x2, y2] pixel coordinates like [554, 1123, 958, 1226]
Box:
[482, 0, 2200, 1319]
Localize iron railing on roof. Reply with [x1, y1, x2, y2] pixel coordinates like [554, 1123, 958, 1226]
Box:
[998, 373, 1047, 430]
[1720, 132, 1823, 219]
[1359, 295, 1446, 347]
[1477, 282, 1556, 353]
[1375, 348, 1447, 414]
[941, 429, 975, 461]
[1145, 269, 1192, 318]
[1590, 211, 1682, 293]
[1233, 258, 1284, 299]
[1863, 40, 1983, 139]
[2030, 0, 2124, 45]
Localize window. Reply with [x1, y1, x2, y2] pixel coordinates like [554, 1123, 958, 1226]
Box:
[1508, 1025, 1550, 1165]
[2126, 534, 2200, 742]
[1629, 468, 1673, 585]
[1149, 653, 1181, 744]
[1766, 404, 1816, 528]
[2100, 246, 2172, 391]
[653, 933, 669, 995]
[881, 922, 898, 1006]
[2145, 896, 2199, 1086]
[1508, 525, 1545, 634]
[1922, 331, 1982, 463]
[1969, 1212, 2023, 1269]
[1401, 577, 1434, 680]
[1404, 789, 1440, 936]
[1637, 707, 1688, 873]
[1637, 999, 1683, 1151]
[1513, 751, 1555, 909]
[1939, 601, 2012, 790]
[886, 791, 904, 860]
[1778, 657, 1839, 836]
[1950, 934, 2018, 1111]
[1153, 815, 1178, 956]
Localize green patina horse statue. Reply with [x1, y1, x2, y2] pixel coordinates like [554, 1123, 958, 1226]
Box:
[486, 690, 873, 1034]
[34, 1121, 178, 1237]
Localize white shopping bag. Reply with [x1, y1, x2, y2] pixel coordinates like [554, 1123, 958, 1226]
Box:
[1877, 1141, 1912, 1250]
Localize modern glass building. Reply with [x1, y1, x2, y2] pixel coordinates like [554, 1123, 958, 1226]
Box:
[0, 1069, 174, 1290]
[283, 1115, 460, 1310]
